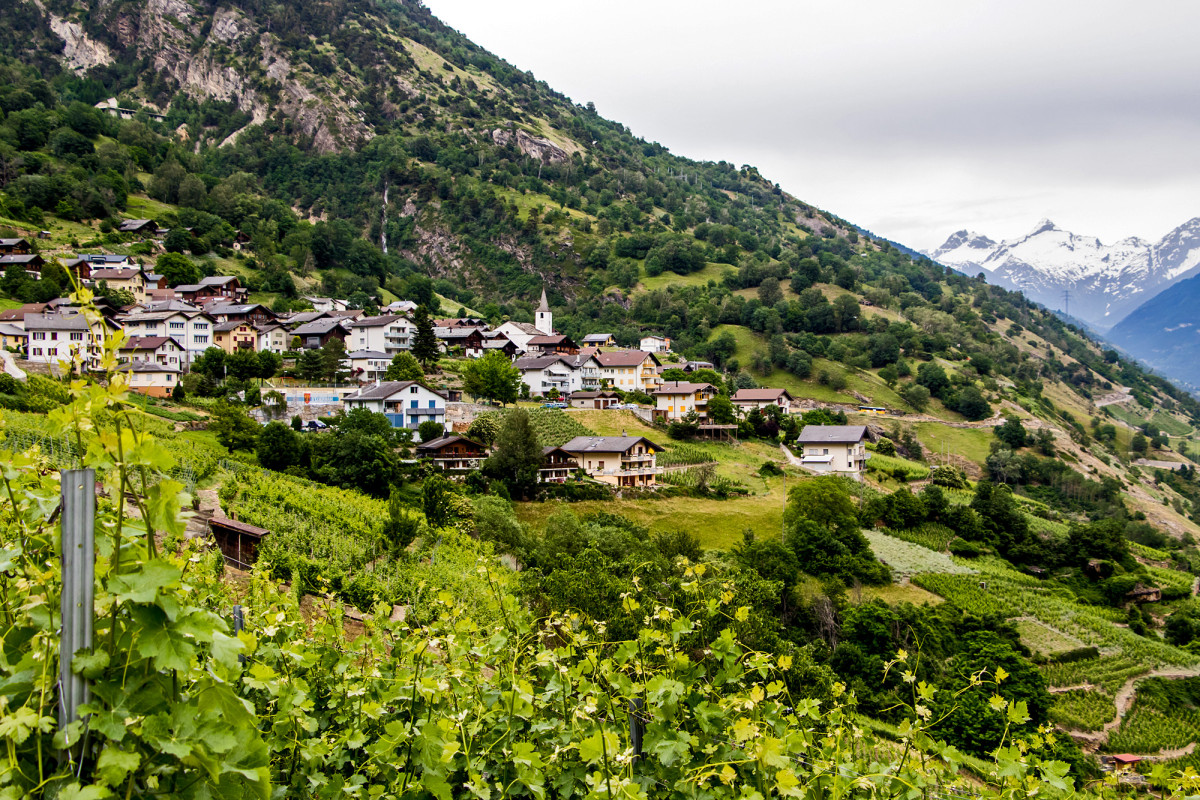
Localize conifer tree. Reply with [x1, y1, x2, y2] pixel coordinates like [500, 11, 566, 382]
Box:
[411, 305, 440, 368]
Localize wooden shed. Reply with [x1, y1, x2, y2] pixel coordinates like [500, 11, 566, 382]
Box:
[209, 516, 270, 569]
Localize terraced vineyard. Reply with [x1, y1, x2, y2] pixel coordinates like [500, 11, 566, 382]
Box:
[476, 409, 596, 446]
[913, 570, 1195, 668]
[1041, 656, 1151, 694]
[1105, 679, 1200, 754]
[1049, 690, 1116, 732]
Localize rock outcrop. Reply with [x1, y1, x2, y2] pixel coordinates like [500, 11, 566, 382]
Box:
[491, 128, 570, 164]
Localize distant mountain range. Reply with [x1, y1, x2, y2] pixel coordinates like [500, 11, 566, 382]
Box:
[1108, 272, 1200, 390]
[925, 218, 1200, 331]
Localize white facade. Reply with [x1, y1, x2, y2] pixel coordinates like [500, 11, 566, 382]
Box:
[495, 321, 542, 352]
[349, 315, 414, 355]
[257, 325, 289, 354]
[120, 311, 215, 363]
[653, 382, 714, 422]
[516, 355, 601, 397]
[596, 351, 662, 393]
[25, 313, 112, 370]
[639, 336, 671, 353]
[341, 380, 448, 431]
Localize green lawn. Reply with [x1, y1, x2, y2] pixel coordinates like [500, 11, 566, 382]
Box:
[516, 474, 791, 551]
[0, 298, 22, 311]
[638, 261, 732, 292]
[516, 435, 800, 550]
[912, 423, 994, 467]
[125, 195, 178, 221]
[565, 409, 658, 438]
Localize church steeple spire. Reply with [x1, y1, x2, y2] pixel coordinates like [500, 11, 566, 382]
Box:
[535, 286, 553, 334]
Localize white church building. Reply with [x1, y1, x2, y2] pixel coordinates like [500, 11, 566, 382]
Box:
[494, 288, 555, 352]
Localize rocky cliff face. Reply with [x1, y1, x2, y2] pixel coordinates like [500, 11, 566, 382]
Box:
[33, 0, 373, 152]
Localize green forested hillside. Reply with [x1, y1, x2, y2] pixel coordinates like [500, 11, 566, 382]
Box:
[10, 4, 1200, 792]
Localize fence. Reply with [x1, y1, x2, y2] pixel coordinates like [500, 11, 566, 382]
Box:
[2, 428, 198, 492]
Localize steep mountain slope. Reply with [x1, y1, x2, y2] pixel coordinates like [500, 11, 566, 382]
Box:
[927, 218, 1200, 330]
[1109, 272, 1200, 390]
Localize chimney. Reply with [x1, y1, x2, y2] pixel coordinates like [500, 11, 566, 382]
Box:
[622, 429, 627, 437]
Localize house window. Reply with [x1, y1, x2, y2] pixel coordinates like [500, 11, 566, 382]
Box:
[50, 332, 58, 340]
[70, 332, 83, 341]
[410, 386, 419, 393]
[195, 322, 208, 330]
[195, 335, 208, 344]
[170, 322, 184, 330]
[32, 332, 45, 340]
[598, 461, 605, 470]
[32, 348, 41, 356]
[410, 400, 418, 409]
[428, 400, 436, 409]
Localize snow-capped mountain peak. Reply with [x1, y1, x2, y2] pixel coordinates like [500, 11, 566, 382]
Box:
[923, 217, 1200, 330]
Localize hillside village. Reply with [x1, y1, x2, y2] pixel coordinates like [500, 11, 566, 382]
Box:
[7, 0, 1200, 796]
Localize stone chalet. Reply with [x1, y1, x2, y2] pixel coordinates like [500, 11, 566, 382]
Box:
[540, 446, 579, 483]
[732, 388, 795, 414]
[561, 435, 663, 488]
[417, 436, 488, 474]
[652, 381, 715, 422]
[341, 380, 447, 431]
[795, 425, 869, 474]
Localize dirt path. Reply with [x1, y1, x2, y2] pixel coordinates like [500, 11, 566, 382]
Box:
[778, 443, 804, 468]
[1061, 666, 1200, 749]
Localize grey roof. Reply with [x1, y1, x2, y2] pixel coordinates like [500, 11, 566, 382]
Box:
[283, 311, 329, 326]
[118, 219, 155, 230]
[347, 350, 389, 359]
[343, 380, 447, 401]
[0, 238, 29, 247]
[292, 318, 347, 336]
[91, 268, 141, 280]
[417, 435, 485, 453]
[128, 360, 180, 373]
[652, 381, 714, 396]
[436, 327, 483, 339]
[24, 312, 91, 331]
[207, 303, 263, 316]
[78, 254, 131, 264]
[733, 388, 794, 402]
[795, 425, 868, 444]
[514, 355, 570, 370]
[570, 390, 618, 399]
[581, 333, 613, 343]
[0, 323, 25, 337]
[350, 314, 406, 328]
[214, 321, 250, 332]
[0, 254, 42, 264]
[562, 435, 663, 454]
[483, 339, 516, 349]
[537, 287, 550, 313]
[199, 275, 239, 286]
[500, 321, 542, 336]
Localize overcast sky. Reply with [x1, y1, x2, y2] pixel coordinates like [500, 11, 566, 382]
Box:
[421, 0, 1200, 251]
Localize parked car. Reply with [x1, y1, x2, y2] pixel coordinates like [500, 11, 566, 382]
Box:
[542, 401, 567, 409]
[304, 419, 329, 431]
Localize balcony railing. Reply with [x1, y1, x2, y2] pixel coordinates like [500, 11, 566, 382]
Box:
[622, 453, 655, 465]
[594, 466, 662, 477]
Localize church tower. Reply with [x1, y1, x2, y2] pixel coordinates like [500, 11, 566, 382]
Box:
[535, 287, 553, 335]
